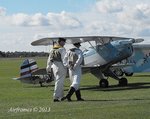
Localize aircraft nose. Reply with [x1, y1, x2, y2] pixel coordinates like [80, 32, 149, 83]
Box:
[133, 38, 144, 43]
[119, 39, 133, 45]
[119, 38, 144, 45]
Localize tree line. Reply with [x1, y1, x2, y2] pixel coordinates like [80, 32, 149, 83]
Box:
[0, 51, 49, 58]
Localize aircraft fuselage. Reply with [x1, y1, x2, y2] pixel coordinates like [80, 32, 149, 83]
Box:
[83, 40, 133, 67]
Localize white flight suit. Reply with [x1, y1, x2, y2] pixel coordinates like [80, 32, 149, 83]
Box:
[64, 47, 83, 90]
[47, 46, 67, 100]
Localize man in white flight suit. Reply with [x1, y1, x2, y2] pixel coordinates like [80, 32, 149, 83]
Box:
[46, 38, 67, 102]
[62, 42, 84, 101]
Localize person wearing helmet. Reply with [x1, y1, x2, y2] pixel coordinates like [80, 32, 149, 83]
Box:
[47, 38, 67, 102]
[62, 42, 84, 101]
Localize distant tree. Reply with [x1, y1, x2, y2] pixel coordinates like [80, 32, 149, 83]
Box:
[1, 51, 48, 58]
[0, 51, 6, 57]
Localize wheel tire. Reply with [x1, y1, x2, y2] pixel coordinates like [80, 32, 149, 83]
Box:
[118, 78, 128, 86]
[99, 79, 109, 88]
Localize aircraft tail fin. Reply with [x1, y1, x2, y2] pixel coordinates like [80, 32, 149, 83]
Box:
[20, 59, 38, 78]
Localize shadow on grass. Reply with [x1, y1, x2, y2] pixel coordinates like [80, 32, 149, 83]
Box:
[23, 84, 55, 88]
[22, 81, 150, 92]
[84, 98, 150, 102]
[61, 97, 150, 102]
[80, 82, 150, 92]
[132, 74, 150, 77]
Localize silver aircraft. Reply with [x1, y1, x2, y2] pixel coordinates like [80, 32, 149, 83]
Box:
[31, 36, 144, 88]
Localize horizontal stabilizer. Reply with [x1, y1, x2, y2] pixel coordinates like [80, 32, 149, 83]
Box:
[12, 77, 22, 80]
[31, 68, 47, 75]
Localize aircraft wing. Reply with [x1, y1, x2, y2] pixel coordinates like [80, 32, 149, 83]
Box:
[31, 36, 138, 46]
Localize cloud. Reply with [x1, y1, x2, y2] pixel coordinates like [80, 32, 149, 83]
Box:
[29, 13, 49, 26]
[10, 11, 81, 29]
[84, 20, 134, 36]
[0, 7, 6, 16]
[0, 0, 150, 52]
[11, 13, 49, 26]
[0, 10, 82, 51]
[138, 28, 150, 36]
[47, 11, 81, 29]
[11, 13, 29, 26]
[130, 3, 150, 26]
[118, 3, 150, 25]
[95, 0, 123, 13]
[115, 2, 150, 37]
[136, 3, 150, 16]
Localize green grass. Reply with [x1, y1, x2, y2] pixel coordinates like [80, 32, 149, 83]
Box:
[0, 58, 150, 119]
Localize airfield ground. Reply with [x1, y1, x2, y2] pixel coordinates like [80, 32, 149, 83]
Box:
[0, 58, 150, 119]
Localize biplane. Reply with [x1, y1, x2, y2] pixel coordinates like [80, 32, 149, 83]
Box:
[30, 36, 144, 88]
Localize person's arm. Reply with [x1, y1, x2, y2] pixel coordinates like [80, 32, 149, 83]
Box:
[63, 51, 69, 67]
[61, 48, 66, 61]
[73, 49, 83, 69]
[46, 53, 52, 73]
[59, 48, 68, 67]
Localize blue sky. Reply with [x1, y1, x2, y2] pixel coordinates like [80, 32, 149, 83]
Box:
[0, 0, 150, 52]
[0, 0, 96, 14]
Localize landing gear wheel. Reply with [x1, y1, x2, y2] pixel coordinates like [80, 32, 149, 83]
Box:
[125, 72, 133, 76]
[118, 78, 128, 86]
[99, 79, 109, 88]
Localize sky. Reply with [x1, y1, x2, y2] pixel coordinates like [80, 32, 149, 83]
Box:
[0, 0, 150, 52]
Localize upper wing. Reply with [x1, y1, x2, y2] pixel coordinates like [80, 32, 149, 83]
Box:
[31, 36, 135, 46]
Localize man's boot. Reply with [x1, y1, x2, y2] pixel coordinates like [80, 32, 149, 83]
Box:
[75, 90, 84, 101]
[62, 87, 75, 101]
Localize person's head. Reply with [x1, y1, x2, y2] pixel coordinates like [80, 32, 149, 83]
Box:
[73, 42, 81, 48]
[58, 38, 66, 47]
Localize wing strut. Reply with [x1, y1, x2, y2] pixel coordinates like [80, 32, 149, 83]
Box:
[87, 41, 96, 50]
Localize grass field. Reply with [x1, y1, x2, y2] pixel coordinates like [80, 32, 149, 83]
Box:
[0, 57, 150, 119]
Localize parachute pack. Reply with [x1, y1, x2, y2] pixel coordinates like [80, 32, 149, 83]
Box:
[68, 48, 78, 66]
[50, 48, 62, 62]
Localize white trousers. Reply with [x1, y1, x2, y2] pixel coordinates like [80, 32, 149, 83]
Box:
[52, 62, 67, 99]
[69, 66, 82, 91]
